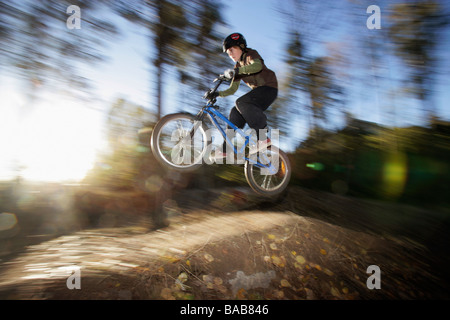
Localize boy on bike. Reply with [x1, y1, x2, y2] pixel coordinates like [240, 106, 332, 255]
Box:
[206, 32, 278, 160]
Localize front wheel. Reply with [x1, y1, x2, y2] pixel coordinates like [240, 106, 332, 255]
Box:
[151, 113, 208, 172]
[244, 146, 291, 197]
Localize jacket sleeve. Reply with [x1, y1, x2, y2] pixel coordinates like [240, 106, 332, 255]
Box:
[236, 59, 263, 75]
[219, 79, 240, 97]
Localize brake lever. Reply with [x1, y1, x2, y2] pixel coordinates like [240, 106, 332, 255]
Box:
[214, 74, 228, 82]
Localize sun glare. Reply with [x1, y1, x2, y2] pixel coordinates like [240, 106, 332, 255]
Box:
[0, 89, 105, 182]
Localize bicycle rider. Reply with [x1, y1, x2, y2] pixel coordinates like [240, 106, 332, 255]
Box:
[205, 33, 278, 160]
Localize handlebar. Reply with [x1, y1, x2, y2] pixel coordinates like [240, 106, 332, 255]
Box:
[203, 74, 231, 102]
[214, 74, 229, 82]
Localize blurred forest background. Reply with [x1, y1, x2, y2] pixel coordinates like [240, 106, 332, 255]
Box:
[1, 0, 450, 217]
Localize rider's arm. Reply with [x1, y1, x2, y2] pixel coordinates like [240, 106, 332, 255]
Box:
[236, 58, 263, 75]
[219, 79, 240, 97]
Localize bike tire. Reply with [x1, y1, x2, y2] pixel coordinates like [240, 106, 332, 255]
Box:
[151, 113, 208, 172]
[244, 146, 292, 197]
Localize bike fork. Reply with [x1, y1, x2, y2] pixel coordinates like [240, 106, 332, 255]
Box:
[188, 111, 206, 139]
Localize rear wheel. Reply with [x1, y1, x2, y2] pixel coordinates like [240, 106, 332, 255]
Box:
[244, 146, 291, 197]
[151, 113, 208, 172]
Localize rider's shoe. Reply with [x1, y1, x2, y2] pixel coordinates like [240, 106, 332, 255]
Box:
[249, 138, 271, 155]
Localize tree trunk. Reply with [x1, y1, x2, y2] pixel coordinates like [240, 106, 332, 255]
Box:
[156, 64, 163, 120]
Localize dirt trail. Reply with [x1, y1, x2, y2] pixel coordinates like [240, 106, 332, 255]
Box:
[0, 187, 449, 300]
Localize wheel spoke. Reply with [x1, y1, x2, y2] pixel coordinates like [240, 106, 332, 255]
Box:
[176, 120, 186, 136]
[263, 175, 273, 190]
[261, 175, 269, 189]
[245, 147, 290, 196]
[153, 114, 208, 171]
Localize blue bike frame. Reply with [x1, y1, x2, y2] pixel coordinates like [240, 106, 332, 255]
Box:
[200, 102, 275, 173]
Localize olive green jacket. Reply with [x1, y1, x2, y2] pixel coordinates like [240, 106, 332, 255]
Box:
[219, 48, 278, 97]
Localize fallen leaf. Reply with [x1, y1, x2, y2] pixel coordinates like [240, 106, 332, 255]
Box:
[179, 292, 195, 300]
[271, 255, 282, 266]
[264, 256, 271, 263]
[271, 255, 285, 267]
[268, 234, 276, 240]
[324, 268, 334, 276]
[331, 287, 341, 298]
[134, 266, 150, 273]
[294, 262, 303, 269]
[320, 249, 327, 255]
[237, 288, 246, 299]
[178, 272, 188, 283]
[295, 255, 306, 264]
[273, 290, 284, 299]
[270, 243, 278, 250]
[186, 260, 191, 267]
[203, 275, 213, 283]
[280, 279, 291, 288]
[204, 253, 214, 263]
[175, 279, 188, 291]
[323, 238, 330, 243]
[214, 277, 223, 285]
[291, 250, 297, 256]
[300, 275, 309, 283]
[342, 287, 349, 294]
[305, 287, 316, 300]
[162, 255, 180, 263]
[202, 275, 214, 289]
[314, 264, 322, 271]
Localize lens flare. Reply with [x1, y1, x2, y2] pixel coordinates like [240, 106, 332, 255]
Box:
[381, 152, 408, 199]
[0, 212, 18, 231]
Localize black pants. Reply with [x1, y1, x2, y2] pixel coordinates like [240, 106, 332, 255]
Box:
[230, 86, 277, 131]
[223, 86, 277, 152]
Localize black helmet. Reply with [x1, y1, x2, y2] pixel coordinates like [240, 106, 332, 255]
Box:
[222, 33, 247, 52]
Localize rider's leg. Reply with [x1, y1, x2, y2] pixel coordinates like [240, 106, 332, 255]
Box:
[229, 106, 246, 130]
[235, 86, 277, 141]
[216, 86, 277, 158]
[219, 106, 246, 154]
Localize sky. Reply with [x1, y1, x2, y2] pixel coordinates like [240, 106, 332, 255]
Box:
[1, 0, 449, 182]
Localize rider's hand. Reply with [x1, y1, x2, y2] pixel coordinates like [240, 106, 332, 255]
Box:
[224, 68, 237, 80]
[203, 89, 219, 100]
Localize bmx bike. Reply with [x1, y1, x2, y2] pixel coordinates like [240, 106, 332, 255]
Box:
[150, 74, 291, 197]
